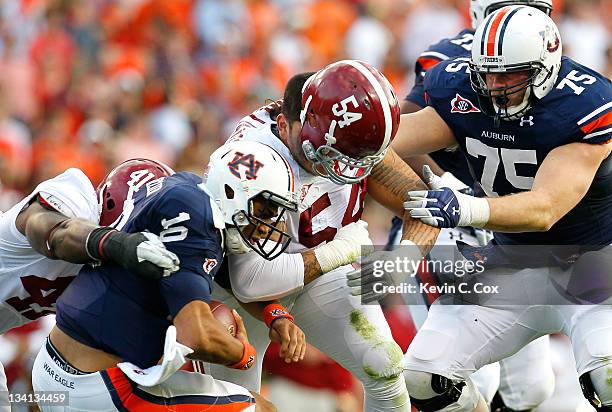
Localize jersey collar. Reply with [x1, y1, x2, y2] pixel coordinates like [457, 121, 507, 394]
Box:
[197, 183, 225, 230]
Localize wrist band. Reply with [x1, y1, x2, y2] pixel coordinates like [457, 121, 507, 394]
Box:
[85, 227, 115, 261]
[262, 304, 294, 328]
[229, 341, 256, 370]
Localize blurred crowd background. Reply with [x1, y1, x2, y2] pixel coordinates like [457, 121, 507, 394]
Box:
[0, 0, 609, 410]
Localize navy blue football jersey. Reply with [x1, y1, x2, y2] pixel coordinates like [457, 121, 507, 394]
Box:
[56, 172, 225, 367]
[424, 56, 612, 246]
[405, 29, 476, 187]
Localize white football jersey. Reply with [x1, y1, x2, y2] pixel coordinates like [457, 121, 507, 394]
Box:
[227, 107, 367, 254]
[0, 168, 99, 334]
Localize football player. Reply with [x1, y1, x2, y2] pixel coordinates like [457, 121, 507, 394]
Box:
[386, 1, 556, 410]
[0, 160, 178, 411]
[391, 7, 612, 411]
[206, 60, 441, 412]
[31, 141, 305, 411]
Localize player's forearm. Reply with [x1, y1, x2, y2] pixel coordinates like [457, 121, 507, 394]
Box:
[236, 300, 277, 322]
[48, 220, 99, 262]
[392, 108, 456, 158]
[22, 204, 96, 263]
[370, 148, 428, 216]
[404, 155, 446, 180]
[175, 301, 245, 364]
[190, 329, 245, 365]
[369, 149, 440, 254]
[302, 250, 323, 284]
[401, 210, 439, 256]
[485, 191, 557, 232]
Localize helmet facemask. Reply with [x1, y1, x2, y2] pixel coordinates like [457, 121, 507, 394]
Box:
[469, 61, 552, 123]
[302, 140, 383, 185]
[227, 190, 297, 260]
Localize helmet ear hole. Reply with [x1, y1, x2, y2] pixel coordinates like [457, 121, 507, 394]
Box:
[106, 199, 115, 210]
[224, 184, 235, 200]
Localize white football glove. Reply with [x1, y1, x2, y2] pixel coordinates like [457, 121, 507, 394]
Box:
[423, 165, 469, 192]
[137, 232, 181, 277]
[346, 240, 423, 300]
[314, 220, 374, 273]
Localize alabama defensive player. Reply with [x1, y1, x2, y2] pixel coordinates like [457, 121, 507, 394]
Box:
[386, 1, 556, 410]
[392, 7, 612, 411]
[207, 60, 440, 412]
[0, 161, 178, 410]
[31, 141, 305, 411]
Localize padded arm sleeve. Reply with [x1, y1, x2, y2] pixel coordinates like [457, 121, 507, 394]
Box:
[229, 251, 305, 303]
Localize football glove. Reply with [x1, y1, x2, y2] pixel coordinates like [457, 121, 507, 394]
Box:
[404, 168, 489, 229]
[423, 165, 470, 193]
[87, 228, 180, 280]
[314, 220, 374, 273]
[346, 240, 422, 301]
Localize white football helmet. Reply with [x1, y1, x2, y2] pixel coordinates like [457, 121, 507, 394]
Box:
[470, 6, 562, 122]
[204, 140, 298, 260]
[469, 0, 553, 29]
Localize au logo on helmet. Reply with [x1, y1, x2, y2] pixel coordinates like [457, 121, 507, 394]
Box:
[451, 94, 481, 114]
[227, 152, 264, 180]
[547, 32, 560, 53]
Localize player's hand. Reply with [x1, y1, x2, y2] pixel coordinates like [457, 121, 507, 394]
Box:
[121, 232, 179, 279]
[230, 309, 256, 370]
[263, 99, 283, 115]
[404, 188, 462, 228]
[314, 220, 375, 273]
[269, 318, 306, 363]
[346, 240, 422, 301]
[88, 227, 180, 280]
[232, 309, 250, 345]
[404, 188, 490, 229]
[423, 165, 469, 192]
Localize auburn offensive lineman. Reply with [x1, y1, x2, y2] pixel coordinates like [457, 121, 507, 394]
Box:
[388, 6, 612, 412]
[0, 162, 179, 411]
[206, 60, 441, 412]
[385, 1, 556, 410]
[31, 141, 307, 411]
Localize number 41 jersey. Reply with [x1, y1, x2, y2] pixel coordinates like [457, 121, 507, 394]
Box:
[424, 56, 612, 245]
[0, 169, 99, 334]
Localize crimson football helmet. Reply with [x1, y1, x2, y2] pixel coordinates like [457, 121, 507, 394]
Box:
[299, 60, 400, 185]
[97, 159, 175, 227]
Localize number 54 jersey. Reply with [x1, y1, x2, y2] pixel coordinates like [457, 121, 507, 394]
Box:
[0, 169, 99, 334]
[228, 106, 367, 253]
[424, 56, 612, 246]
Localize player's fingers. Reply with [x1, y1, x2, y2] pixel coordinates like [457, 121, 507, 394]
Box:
[279, 323, 291, 357]
[232, 310, 247, 339]
[299, 330, 306, 361]
[345, 267, 363, 281]
[409, 208, 435, 219]
[286, 326, 299, 362]
[407, 190, 430, 199]
[293, 329, 305, 362]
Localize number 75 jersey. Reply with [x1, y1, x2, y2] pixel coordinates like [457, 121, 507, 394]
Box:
[424, 56, 612, 245]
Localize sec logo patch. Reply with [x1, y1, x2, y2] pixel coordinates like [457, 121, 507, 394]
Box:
[450, 94, 480, 114]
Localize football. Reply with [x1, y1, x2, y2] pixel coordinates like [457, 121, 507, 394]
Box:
[210, 300, 237, 337]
